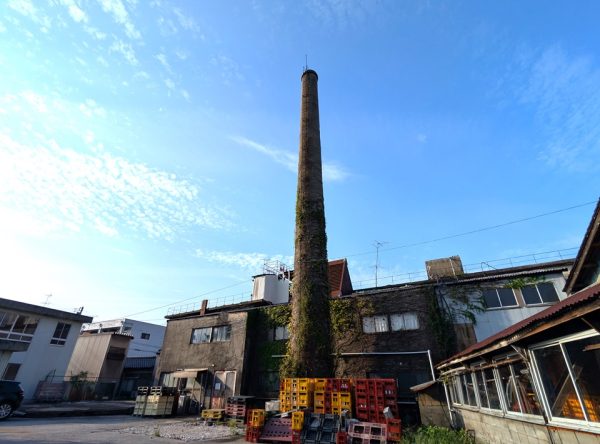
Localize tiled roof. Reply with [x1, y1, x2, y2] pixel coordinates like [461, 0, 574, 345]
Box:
[438, 282, 600, 368]
[289, 258, 354, 297]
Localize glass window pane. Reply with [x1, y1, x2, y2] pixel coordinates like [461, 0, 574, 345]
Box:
[522, 286, 542, 305]
[498, 365, 521, 413]
[463, 374, 475, 406]
[511, 361, 542, 415]
[455, 376, 465, 404]
[390, 314, 403, 331]
[538, 283, 559, 303]
[484, 368, 501, 409]
[191, 327, 211, 343]
[534, 345, 584, 420]
[476, 371, 489, 408]
[483, 289, 500, 308]
[374, 315, 388, 332]
[23, 318, 38, 335]
[563, 336, 600, 423]
[362, 317, 375, 333]
[498, 288, 517, 307]
[0, 312, 17, 331]
[403, 313, 419, 330]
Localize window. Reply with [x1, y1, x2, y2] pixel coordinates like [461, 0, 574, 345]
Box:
[497, 364, 521, 413]
[522, 282, 560, 305]
[191, 327, 212, 344]
[511, 360, 542, 415]
[50, 322, 71, 345]
[2, 363, 20, 381]
[362, 315, 389, 333]
[390, 313, 420, 331]
[482, 288, 518, 309]
[0, 311, 38, 342]
[534, 334, 600, 423]
[191, 325, 231, 344]
[464, 374, 477, 406]
[212, 325, 231, 342]
[273, 326, 289, 341]
[140, 332, 150, 340]
[475, 370, 489, 409]
[483, 368, 502, 410]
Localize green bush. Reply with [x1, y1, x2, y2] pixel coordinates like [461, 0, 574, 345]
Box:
[400, 426, 475, 444]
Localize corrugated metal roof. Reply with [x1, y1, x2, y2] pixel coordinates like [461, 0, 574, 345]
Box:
[438, 282, 600, 368]
[124, 356, 156, 369]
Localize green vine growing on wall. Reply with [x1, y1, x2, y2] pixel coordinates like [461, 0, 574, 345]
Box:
[504, 276, 544, 289]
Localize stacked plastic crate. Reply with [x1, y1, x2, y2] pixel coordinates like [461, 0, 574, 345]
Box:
[301, 413, 341, 444]
[245, 409, 265, 443]
[385, 418, 402, 442]
[354, 379, 398, 424]
[314, 379, 352, 415]
[144, 386, 176, 417]
[226, 396, 248, 425]
[133, 386, 149, 416]
[291, 411, 304, 444]
[279, 378, 314, 411]
[347, 421, 387, 444]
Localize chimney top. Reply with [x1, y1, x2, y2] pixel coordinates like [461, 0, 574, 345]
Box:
[301, 69, 318, 81]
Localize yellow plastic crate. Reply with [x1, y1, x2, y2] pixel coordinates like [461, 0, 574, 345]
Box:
[292, 411, 304, 431]
[249, 409, 266, 427]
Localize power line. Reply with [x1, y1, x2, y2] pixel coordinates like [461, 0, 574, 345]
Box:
[122, 280, 249, 318]
[342, 199, 598, 259]
[109, 198, 598, 321]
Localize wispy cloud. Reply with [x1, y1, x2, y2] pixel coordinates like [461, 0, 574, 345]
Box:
[0, 133, 232, 240]
[173, 7, 199, 33]
[211, 54, 244, 84]
[97, 0, 140, 39]
[303, 0, 375, 29]
[195, 249, 293, 271]
[231, 136, 350, 182]
[155, 53, 173, 74]
[59, 0, 88, 23]
[110, 38, 138, 65]
[8, 0, 52, 32]
[505, 46, 600, 172]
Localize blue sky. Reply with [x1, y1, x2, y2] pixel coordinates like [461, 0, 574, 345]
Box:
[1, 0, 599, 324]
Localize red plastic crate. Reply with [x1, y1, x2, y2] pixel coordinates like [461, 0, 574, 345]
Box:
[245, 426, 262, 443]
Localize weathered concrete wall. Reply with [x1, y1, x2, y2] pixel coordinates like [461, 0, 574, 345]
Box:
[455, 407, 600, 444]
[66, 333, 113, 378]
[158, 311, 248, 395]
[415, 385, 452, 428]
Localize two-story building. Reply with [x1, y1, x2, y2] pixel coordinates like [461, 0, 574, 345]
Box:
[0, 298, 92, 400]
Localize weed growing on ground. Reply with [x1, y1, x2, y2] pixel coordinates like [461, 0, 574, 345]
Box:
[400, 426, 474, 444]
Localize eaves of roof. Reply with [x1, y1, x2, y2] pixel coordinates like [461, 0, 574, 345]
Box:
[437, 282, 600, 370]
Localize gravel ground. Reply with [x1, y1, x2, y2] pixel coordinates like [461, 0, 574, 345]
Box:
[120, 421, 243, 442]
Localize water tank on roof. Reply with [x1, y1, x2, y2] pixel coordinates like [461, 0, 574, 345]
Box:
[252, 274, 290, 304]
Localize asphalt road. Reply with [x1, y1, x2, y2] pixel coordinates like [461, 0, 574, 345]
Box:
[0, 415, 246, 444]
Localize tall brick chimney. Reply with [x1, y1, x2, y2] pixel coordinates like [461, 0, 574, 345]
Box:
[285, 69, 332, 377]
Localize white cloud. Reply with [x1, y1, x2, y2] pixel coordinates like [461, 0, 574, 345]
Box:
[84, 25, 107, 40]
[504, 46, 600, 172]
[164, 78, 175, 90]
[195, 249, 293, 271]
[175, 49, 189, 60]
[416, 133, 427, 143]
[110, 38, 138, 65]
[8, 0, 52, 32]
[155, 53, 173, 74]
[60, 0, 88, 23]
[0, 133, 232, 240]
[230, 136, 350, 182]
[181, 89, 190, 101]
[97, 0, 140, 39]
[79, 99, 106, 118]
[173, 7, 199, 33]
[211, 54, 244, 84]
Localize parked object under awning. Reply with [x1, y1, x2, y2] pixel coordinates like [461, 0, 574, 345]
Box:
[171, 368, 208, 378]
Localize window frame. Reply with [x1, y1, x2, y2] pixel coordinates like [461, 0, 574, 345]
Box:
[521, 282, 560, 306]
[0, 311, 39, 343]
[390, 313, 420, 331]
[190, 325, 232, 344]
[140, 332, 150, 340]
[50, 322, 71, 346]
[530, 330, 600, 428]
[482, 287, 519, 309]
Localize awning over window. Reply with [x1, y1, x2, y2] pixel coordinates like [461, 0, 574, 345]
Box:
[171, 368, 208, 379]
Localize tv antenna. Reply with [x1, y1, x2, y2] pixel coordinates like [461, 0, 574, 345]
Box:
[373, 241, 389, 287]
[43, 294, 52, 306]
